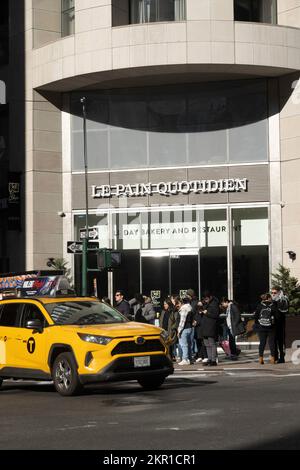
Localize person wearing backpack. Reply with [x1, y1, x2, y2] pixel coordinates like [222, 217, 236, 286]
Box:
[254, 293, 277, 365]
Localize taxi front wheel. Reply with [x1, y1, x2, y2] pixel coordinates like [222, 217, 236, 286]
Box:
[52, 352, 83, 396]
[137, 375, 165, 390]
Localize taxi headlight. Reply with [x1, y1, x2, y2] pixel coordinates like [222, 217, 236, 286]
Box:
[78, 333, 112, 345]
[160, 329, 169, 343]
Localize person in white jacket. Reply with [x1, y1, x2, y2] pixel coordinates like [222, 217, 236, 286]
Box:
[176, 298, 193, 366]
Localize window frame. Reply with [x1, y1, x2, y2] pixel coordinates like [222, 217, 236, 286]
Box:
[0, 302, 24, 328]
[20, 303, 49, 329]
[61, 0, 75, 37]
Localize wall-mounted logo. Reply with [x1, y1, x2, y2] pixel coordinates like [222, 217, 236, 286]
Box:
[27, 337, 36, 354]
[135, 336, 146, 345]
[92, 178, 248, 199]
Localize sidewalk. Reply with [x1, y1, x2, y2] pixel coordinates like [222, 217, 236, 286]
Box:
[174, 348, 300, 372]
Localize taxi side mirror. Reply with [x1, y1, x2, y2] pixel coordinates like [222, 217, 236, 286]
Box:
[26, 319, 43, 333]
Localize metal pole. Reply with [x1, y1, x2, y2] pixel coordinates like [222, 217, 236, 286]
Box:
[81, 96, 89, 296]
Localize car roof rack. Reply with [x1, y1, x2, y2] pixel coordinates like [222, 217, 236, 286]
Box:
[0, 270, 63, 277]
[0, 273, 76, 299]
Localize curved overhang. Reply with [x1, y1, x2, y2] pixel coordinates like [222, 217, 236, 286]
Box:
[32, 21, 300, 93]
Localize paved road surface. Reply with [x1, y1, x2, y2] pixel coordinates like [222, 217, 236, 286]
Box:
[1, 365, 300, 450]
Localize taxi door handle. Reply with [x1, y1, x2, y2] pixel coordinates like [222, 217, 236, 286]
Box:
[16, 336, 23, 341]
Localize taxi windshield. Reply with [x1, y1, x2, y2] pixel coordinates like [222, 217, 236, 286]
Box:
[44, 301, 129, 325]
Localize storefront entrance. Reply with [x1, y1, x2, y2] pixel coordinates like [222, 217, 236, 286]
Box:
[75, 206, 269, 310]
[112, 247, 228, 305]
[141, 249, 199, 302]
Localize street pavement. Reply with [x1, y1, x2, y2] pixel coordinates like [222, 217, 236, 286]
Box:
[1, 348, 300, 451]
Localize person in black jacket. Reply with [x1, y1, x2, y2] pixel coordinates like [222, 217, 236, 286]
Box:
[199, 292, 220, 366]
[220, 298, 245, 360]
[192, 302, 208, 363]
[254, 293, 277, 365]
[114, 290, 132, 320]
[271, 286, 289, 363]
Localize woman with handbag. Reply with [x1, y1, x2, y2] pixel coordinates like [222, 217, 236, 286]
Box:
[220, 298, 245, 360]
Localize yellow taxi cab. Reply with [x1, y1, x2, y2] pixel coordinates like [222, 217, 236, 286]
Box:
[0, 295, 173, 396]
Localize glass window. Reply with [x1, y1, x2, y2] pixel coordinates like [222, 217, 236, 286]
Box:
[70, 80, 269, 171]
[146, 210, 198, 249]
[149, 132, 186, 167]
[110, 128, 148, 169]
[45, 301, 128, 325]
[21, 304, 47, 328]
[229, 120, 269, 163]
[75, 213, 109, 249]
[71, 95, 109, 171]
[130, 0, 186, 24]
[0, 303, 22, 327]
[234, 0, 277, 24]
[232, 207, 269, 311]
[0, 0, 9, 65]
[188, 128, 227, 165]
[113, 250, 140, 299]
[199, 209, 228, 299]
[0, 80, 6, 105]
[113, 212, 141, 250]
[62, 0, 75, 37]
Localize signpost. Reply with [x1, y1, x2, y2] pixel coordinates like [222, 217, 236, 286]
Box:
[67, 241, 98, 254]
[79, 227, 99, 241]
[67, 242, 121, 270]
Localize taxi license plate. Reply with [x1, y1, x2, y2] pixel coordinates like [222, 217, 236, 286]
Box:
[134, 356, 150, 368]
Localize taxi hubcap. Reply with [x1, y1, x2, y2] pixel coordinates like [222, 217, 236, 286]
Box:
[56, 360, 72, 390]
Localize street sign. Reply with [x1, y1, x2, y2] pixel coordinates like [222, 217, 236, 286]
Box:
[80, 226, 99, 240]
[67, 241, 98, 254]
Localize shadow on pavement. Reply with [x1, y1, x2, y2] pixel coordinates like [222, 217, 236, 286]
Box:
[238, 429, 300, 450]
[0, 377, 217, 396]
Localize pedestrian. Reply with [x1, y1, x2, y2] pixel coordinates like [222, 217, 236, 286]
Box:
[159, 298, 178, 361]
[186, 288, 198, 358]
[114, 290, 132, 320]
[254, 293, 277, 364]
[140, 295, 156, 324]
[271, 286, 289, 363]
[129, 293, 144, 319]
[199, 291, 220, 367]
[193, 301, 208, 363]
[102, 296, 111, 305]
[220, 298, 245, 360]
[186, 289, 198, 315]
[175, 297, 193, 365]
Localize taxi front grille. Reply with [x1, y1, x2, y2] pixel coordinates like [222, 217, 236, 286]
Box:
[111, 339, 165, 356]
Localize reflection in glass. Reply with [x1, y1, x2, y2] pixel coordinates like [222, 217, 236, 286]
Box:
[130, 0, 186, 24]
[234, 0, 277, 24]
[199, 210, 228, 300]
[113, 212, 141, 250]
[62, 0, 75, 37]
[232, 207, 269, 311]
[170, 254, 198, 297]
[142, 254, 169, 300]
[113, 250, 140, 300]
[71, 80, 269, 171]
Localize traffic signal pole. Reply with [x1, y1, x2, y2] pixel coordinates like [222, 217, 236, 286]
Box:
[81, 96, 89, 296]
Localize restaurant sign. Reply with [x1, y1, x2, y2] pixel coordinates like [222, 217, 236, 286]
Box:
[91, 178, 248, 199]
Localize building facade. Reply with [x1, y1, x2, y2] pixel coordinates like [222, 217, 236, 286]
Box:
[1, 0, 300, 309]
